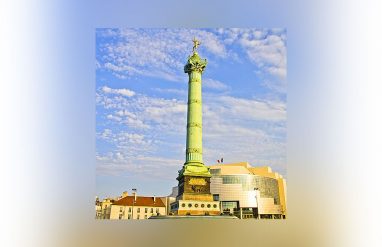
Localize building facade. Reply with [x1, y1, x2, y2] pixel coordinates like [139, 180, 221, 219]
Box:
[95, 198, 115, 219]
[209, 162, 287, 219]
[96, 191, 168, 220]
[109, 195, 166, 220]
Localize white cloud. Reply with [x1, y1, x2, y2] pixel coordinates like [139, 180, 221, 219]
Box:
[202, 122, 286, 171]
[204, 95, 286, 122]
[97, 86, 286, 178]
[96, 128, 155, 166]
[99, 128, 112, 140]
[97, 129, 149, 146]
[101, 86, 112, 93]
[97, 28, 228, 82]
[151, 87, 187, 96]
[218, 28, 287, 92]
[106, 114, 122, 122]
[117, 89, 136, 97]
[97, 28, 287, 94]
[97, 88, 187, 132]
[101, 85, 135, 97]
[200, 93, 286, 170]
[266, 66, 287, 79]
[96, 152, 183, 179]
[203, 78, 230, 91]
[238, 32, 286, 80]
[96, 28, 287, 179]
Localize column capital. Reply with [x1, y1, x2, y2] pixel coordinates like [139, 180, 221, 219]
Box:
[184, 52, 207, 73]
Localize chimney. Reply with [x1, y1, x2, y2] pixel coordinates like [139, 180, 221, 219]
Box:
[153, 195, 156, 203]
[122, 191, 128, 198]
[132, 188, 137, 202]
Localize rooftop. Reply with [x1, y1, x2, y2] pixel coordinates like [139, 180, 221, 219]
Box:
[113, 196, 165, 207]
[208, 162, 283, 179]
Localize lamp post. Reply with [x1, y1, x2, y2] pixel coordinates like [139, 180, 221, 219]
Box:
[254, 187, 259, 219]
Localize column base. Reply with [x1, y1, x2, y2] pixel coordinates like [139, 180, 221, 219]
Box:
[170, 200, 220, 216]
[177, 162, 211, 180]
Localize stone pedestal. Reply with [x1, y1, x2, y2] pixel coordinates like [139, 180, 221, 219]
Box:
[170, 199, 220, 216]
[171, 175, 220, 216]
[177, 175, 211, 200]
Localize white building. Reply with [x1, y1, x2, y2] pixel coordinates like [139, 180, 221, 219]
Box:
[209, 162, 287, 219]
[109, 194, 166, 220]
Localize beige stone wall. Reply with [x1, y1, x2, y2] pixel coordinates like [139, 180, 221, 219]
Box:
[209, 163, 288, 217]
[277, 178, 287, 216]
[97, 200, 113, 219]
[258, 198, 282, 215]
[210, 177, 258, 208]
[248, 166, 287, 216]
[110, 205, 166, 220]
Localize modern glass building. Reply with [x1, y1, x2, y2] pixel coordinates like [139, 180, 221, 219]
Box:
[209, 162, 287, 219]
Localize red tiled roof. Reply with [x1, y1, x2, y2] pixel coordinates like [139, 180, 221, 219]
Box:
[113, 196, 165, 207]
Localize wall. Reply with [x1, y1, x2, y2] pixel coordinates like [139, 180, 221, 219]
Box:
[110, 205, 166, 220]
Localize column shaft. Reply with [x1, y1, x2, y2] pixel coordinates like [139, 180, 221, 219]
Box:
[186, 70, 203, 164]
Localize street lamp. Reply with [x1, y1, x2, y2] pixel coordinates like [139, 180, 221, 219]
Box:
[254, 187, 259, 219]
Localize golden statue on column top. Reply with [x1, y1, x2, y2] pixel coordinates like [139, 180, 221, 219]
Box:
[192, 37, 201, 52]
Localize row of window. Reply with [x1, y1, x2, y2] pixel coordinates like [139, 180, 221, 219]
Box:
[118, 213, 158, 219]
[119, 207, 160, 214]
[216, 175, 281, 204]
[180, 203, 218, 209]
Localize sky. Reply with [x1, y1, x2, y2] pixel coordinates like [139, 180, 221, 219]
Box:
[96, 28, 287, 198]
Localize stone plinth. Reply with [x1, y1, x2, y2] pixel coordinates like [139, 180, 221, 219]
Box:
[170, 200, 220, 216]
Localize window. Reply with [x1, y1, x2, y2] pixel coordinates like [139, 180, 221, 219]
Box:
[207, 204, 211, 208]
[137, 215, 140, 219]
[156, 208, 159, 213]
[195, 204, 199, 208]
[128, 207, 131, 212]
[150, 208, 153, 213]
[213, 194, 219, 201]
[128, 214, 131, 219]
[188, 203, 192, 208]
[137, 208, 140, 213]
[120, 207, 123, 212]
[213, 204, 217, 208]
[222, 201, 238, 211]
[144, 215, 147, 219]
[145, 208, 148, 213]
[201, 204, 205, 208]
[181, 203, 186, 208]
[119, 214, 122, 219]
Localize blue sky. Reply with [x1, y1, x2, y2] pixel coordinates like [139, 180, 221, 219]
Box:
[96, 28, 286, 198]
